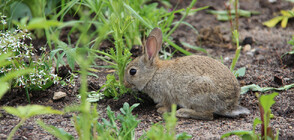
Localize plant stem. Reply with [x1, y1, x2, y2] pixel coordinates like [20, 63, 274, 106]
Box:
[25, 87, 30, 104]
[230, 30, 241, 72]
[225, 1, 234, 35]
[166, 0, 197, 38]
[234, 0, 239, 32]
[164, 37, 192, 55]
[7, 118, 26, 140]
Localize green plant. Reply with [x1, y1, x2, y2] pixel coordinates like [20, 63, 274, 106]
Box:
[96, 103, 140, 139]
[0, 24, 64, 102]
[43, 0, 207, 98]
[181, 41, 208, 55]
[127, 0, 208, 56]
[241, 83, 294, 94]
[229, 30, 246, 77]
[0, 0, 60, 38]
[91, 0, 205, 97]
[142, 104, 192, 140]
[263, 8, 294, 28]
[3, 105, 63, 140]
[98, 74, 130, 98]
[221, 92, 279, 140]
[38, 102, 140, 140]
[0, 52, 32, 99]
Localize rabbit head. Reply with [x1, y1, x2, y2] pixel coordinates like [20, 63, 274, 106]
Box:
[124, 28, 162, 91]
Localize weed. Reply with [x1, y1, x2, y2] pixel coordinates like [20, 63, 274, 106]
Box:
[241, 83, 294, 94]
[142, 104, 192, 140]
[3, 105, 62, 140]
[221, 92, 279, 140]
[0, 22, 63, 102]
[263, 8, 294, 28]
[229, 30, 246, 77]
[0, 53, 32, 99]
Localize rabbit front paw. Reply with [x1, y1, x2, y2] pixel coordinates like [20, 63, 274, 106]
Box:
[157, 106, 169, 114]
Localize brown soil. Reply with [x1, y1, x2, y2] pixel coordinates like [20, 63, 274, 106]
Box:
[1, 0, 294, 139]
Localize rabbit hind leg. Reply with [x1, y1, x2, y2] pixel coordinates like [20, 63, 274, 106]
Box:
[176, 108, 214, 120]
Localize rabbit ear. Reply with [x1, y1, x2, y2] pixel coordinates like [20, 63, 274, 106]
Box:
[145, 28, 162, 62]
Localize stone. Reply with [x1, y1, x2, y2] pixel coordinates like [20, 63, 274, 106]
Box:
[53, 91, 67, 100]
[243, 44, 251, 52]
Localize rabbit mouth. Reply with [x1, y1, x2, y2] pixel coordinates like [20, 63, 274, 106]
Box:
[124, 81, 133, 88]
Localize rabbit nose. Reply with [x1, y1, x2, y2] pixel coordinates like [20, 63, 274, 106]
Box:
[124, 81, 132, 88]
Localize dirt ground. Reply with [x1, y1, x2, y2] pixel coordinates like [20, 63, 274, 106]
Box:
[1, 0, 294, 139]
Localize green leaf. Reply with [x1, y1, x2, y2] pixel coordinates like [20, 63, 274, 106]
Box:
[27, 18, 62, 30]
[164, 37, 192, 55]
[176, 132, 193, 140]
[3, 105, 63, 119]
[181, 42, 207, 54]
[263, 16, 284, 28]
[0, 68, 33, 83]
[221, 130, 253, 139]
[37, 120, 74, 140]
[123, 2, 153, 29]
[241, 83, 294, 94]
[0, 82, 9, 99]
[64, 47, 76, 70]
[259, 92, 279, 113]
[281, 17, 289, 28]
[234, 67, 246, 77]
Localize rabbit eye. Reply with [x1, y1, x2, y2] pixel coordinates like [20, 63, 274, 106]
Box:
[129, 68, 137, 76]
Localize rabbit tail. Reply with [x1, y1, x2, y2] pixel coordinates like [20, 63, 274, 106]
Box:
[217, 105, 250, 117]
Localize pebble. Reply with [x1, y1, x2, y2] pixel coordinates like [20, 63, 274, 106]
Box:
[243, 44, 251, 52]
[224, 57, 230, 62]
[53, 91, 67, 100]
[246, 51, 254, 57]
[269, 0, 277, 3]
[289, 126, 292, 129]
[246, 48, 257, 57]
[0, 134, 7, 139]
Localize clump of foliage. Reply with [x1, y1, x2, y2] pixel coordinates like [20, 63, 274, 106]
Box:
[0, 52, 32, 100]
[230, 29, 246, 78]
[241, 83, 294, 94]
[0, 16, 63, 102]
[143, 104, 192, 140]
[263, 8, 294, 28]
[89, 0, 206, 98]
[0, 28, 61, 89]
[221, 92, 279, 140]
[38, 103, 140, 140]
[0, 0, 60, 38]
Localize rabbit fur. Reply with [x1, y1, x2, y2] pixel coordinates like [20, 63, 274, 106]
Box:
[124, 28, 249, 120]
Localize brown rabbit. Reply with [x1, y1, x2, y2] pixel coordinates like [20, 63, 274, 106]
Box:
[124, 28, 249, 120]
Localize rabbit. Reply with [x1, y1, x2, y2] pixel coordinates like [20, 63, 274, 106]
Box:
[124, 28, 250, 120]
